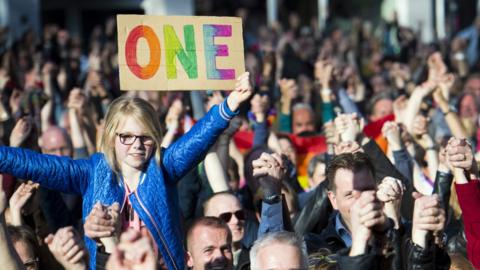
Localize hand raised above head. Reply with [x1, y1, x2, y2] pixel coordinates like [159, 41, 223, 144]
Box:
[227, 72, 253, 112]
[334, 141, 362, 155]
[252, 152, 288, 197]
[9, 180, 39, 213]
[334, 113, 363, 143]
[411, 192, 445, 248]
[382, 121, 402, 150]
[349, 190, 387, 256]
[278, 78, 298, 100]
[9, 117, 33, 148]
[446, 137, 475, 173]
[252, 152, 287, 180]
[250, 93, 270, 121]
[376, 177, 404, 203]
[67, 88, 87, 110]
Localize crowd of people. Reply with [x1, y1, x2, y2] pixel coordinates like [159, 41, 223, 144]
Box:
[1, 6, 480, 270]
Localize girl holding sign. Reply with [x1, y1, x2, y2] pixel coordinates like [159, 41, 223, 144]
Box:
[0, 72, 252, 270]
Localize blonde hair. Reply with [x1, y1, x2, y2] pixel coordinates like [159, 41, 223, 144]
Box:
[99, 96, 163, 174]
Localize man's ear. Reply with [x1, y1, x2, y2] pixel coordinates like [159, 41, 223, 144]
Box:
[327, 190, 338, 210]
[186, 251, 194, 268]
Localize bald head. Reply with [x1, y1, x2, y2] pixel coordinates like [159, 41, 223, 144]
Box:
[204, 193, 241, 216]
[204, 192, 245, 244]
[292, 104, 315, 135]
[41, 126, 72, 157]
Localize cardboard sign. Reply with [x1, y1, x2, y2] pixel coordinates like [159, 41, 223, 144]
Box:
[117, 15, 245, 91]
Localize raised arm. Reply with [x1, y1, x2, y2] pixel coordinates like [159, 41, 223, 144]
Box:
[162, 72, 253, 181]
[0, 147, 91, 195]
[448, 138, 480, 268]
[0, 178, 25, 270]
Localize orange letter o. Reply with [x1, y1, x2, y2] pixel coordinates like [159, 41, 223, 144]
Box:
[125, 25, 161, 79]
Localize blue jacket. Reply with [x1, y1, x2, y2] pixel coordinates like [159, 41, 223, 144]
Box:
[0, 100, 236, 270]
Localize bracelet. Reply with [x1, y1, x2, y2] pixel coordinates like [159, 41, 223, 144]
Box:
[425, 146, 436, 151]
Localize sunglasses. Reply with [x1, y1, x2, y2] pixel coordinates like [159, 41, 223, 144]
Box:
[218, 210, 245, 223]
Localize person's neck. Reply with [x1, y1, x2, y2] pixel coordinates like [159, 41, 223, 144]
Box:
[338, 213, 352, 234]
[121, 166, 143, 190]
[232, 241, 242, 252]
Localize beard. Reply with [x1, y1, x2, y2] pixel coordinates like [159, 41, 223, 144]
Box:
[204, 257, 231, 270]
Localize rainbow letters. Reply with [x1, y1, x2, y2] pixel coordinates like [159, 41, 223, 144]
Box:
[117, 15, 244, 91]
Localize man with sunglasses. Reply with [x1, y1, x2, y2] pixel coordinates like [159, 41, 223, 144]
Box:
[204, 192, 249, 270]
[203, 152, 291, 270]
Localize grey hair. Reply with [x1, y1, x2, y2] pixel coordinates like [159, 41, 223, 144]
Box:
[249, 231, 308, 270]
[292, 103, 313, 113]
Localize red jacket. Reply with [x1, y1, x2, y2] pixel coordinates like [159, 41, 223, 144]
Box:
[456, 180, 480, 269]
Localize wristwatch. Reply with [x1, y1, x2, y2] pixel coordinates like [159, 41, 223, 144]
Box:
[442, 105, 457, 116]
[264, 194, 281, 205]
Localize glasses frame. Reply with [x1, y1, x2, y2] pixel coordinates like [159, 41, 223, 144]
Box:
[116, 133, 155, 146]
[23, 257, 40, 269]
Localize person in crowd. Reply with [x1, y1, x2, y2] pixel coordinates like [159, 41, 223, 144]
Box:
[2, 3, 480, 269]
[203, 192, 250, 270]
[249, 231, 308, 270]
[0, 72, 253, 269]
[186, 216, 233, 270]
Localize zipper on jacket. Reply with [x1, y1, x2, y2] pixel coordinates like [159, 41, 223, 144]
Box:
[134, 190, 179, 270]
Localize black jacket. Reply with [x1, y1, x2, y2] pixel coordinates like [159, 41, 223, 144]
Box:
[404, 239, 451, 270]
[304, 212, 347, 254]
[336, 247, 386, 270]
[294, 181, 332, 236]
[235, 246, 250, 270]
[294, 139, 409, 236]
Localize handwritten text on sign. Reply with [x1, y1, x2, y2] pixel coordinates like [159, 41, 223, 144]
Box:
[117, 15, 245, 91]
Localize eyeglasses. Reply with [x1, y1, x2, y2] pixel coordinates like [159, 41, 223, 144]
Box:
[23, 257, 39, 270]
[218, 210, 245, 223]
[116, 133, 155, 146]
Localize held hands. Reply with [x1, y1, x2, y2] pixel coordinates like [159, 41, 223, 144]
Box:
[45, 226, 88, 270]
[227, 72, 253, 112]
[324, 122, 339, 145]
[252, 152, 288, 180]
[411, 192, 445, 248]
[382, 121, 402, 151]
[445, 137, 477, 183]
[377, 177, 404, 229]
[334, 113, 363, 143]
[252, 153, 288, 196]
[349, 190, 388, 256]
[334, 141, 362, 155]
[106, 229, 157, 270]
[84, 202, 121, 253]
